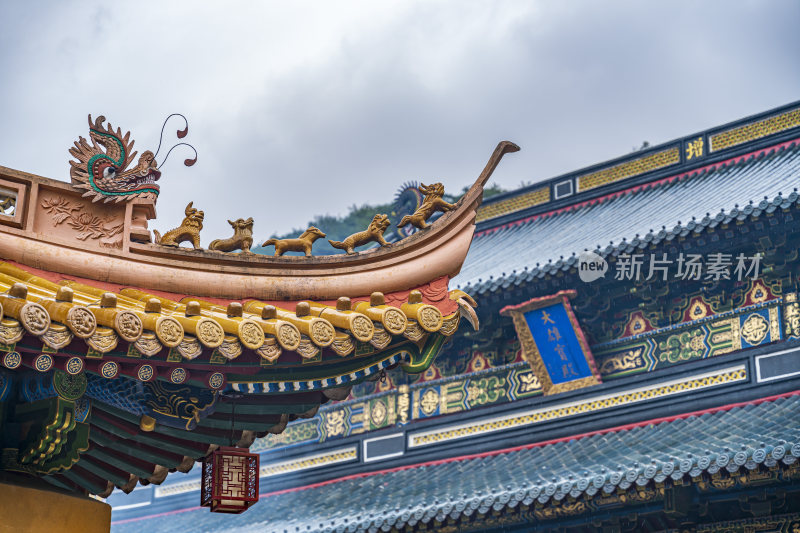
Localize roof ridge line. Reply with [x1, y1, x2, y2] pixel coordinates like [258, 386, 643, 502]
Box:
[478, 101, 800, 218]
[476, 135, 800, 238]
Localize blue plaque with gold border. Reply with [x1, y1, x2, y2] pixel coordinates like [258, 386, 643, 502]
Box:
[501, 290, 601, 395]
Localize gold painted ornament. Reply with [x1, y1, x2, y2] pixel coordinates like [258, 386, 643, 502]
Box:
[153, 202, 204, 249]
[209, 217, 254, 253]
[328, 214, 391, 255]
[261, 226, 327, 257]
[396, 183, 455, 230]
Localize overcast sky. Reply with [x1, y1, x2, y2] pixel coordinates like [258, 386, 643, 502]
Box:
[0, 1, 798, 240]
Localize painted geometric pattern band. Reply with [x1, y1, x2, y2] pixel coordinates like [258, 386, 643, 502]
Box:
[578, 147, 680, 192]
[231, 352, 404, 393]
[475, 186, 549, 223]
[408, 365, 746, 447]
[258, 447, 357, 478]
[711, 107, 800, 152]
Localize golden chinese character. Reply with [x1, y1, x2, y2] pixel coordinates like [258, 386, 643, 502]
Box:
[540, 310, 555, 325]
[554, 343, 568, 361]
[685, 137, 704, 160]
[562, 362, 578, 378]
[547, 327, 561, 342]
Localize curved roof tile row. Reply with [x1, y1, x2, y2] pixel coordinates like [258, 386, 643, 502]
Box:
[0, 261, 452, 382]
[455, 141, 800, 295]
[111, 395, 800, 533]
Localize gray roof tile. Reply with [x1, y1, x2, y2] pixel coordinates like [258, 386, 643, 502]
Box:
[456, 142, 800, 294]
[112, 395, 800, 533]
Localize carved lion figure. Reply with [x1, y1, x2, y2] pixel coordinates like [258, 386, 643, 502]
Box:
[396, 182, 455, 230]
[153, 202, 204, 249]
[329, 214, 391, 255]
[209, 217, 254, 253]
[261, 226, 327, 257]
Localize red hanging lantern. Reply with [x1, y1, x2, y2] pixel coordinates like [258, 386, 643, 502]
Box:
[200, 446, 259, 513]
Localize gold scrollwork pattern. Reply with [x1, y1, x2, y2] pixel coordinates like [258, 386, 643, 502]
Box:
[256, 338, 282, 362]
[397, 386, 410, 424]
[598, 347, 644, 375]
[156, 316, 183, 347]
[87, 327, 118, 353]
[369, 327, 392, 350]
[324, 411, 346, 437]
[310, 320, 335, 346]
[741, 313, 769, 345]
[134, 333, 163, 356]
[403, 321, 425, 342]
[20, 303, 50, 335]
[195, 318, 224, 348]
[114, 311, 143, 342]
[419, 388, 440, 416]
[785, 293, 800, 338]
[237, 320, 264, 350]
[41, 324, 73, 349]
[66, 306, 96, 338]
[350, 316, 374, 342]
[176, 336, 203, 359]
[370, 399, 387, 427]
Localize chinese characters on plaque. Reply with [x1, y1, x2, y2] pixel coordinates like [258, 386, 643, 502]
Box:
[501, 290, 601, 395]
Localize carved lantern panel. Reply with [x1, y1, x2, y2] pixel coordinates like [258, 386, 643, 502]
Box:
[200, 446, 259, 513]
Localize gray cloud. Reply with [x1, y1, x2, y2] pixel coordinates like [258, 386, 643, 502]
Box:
[0, 0, 798, 240]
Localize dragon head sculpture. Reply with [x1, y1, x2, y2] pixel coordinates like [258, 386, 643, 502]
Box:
[69, 115, 161, 203]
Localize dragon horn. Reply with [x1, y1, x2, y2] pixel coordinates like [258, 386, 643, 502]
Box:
[185, 202, 194, 216]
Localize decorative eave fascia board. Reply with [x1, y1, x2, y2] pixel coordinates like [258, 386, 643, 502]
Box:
[476, 100, 800, 230]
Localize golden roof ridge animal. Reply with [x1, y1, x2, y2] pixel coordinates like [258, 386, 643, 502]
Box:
[153, 201, 204, 249]
[396, 182, 455, 230]
[261, 226, 327, 257]
[329, 214, 391, 255]
[209, 217, 255, 253]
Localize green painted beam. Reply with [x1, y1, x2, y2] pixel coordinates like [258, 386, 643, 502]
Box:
[60, 465, 108, 495]
[78, 455, 130, 487]
[89, 426, 184, 468]
[90, 412, 204, 457]
[86, 447, 154, 480]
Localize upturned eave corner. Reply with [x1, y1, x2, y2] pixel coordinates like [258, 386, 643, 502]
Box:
[460, 140, 521, 215]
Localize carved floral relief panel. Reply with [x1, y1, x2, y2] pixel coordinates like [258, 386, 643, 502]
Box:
[35, 190, 124, 249]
